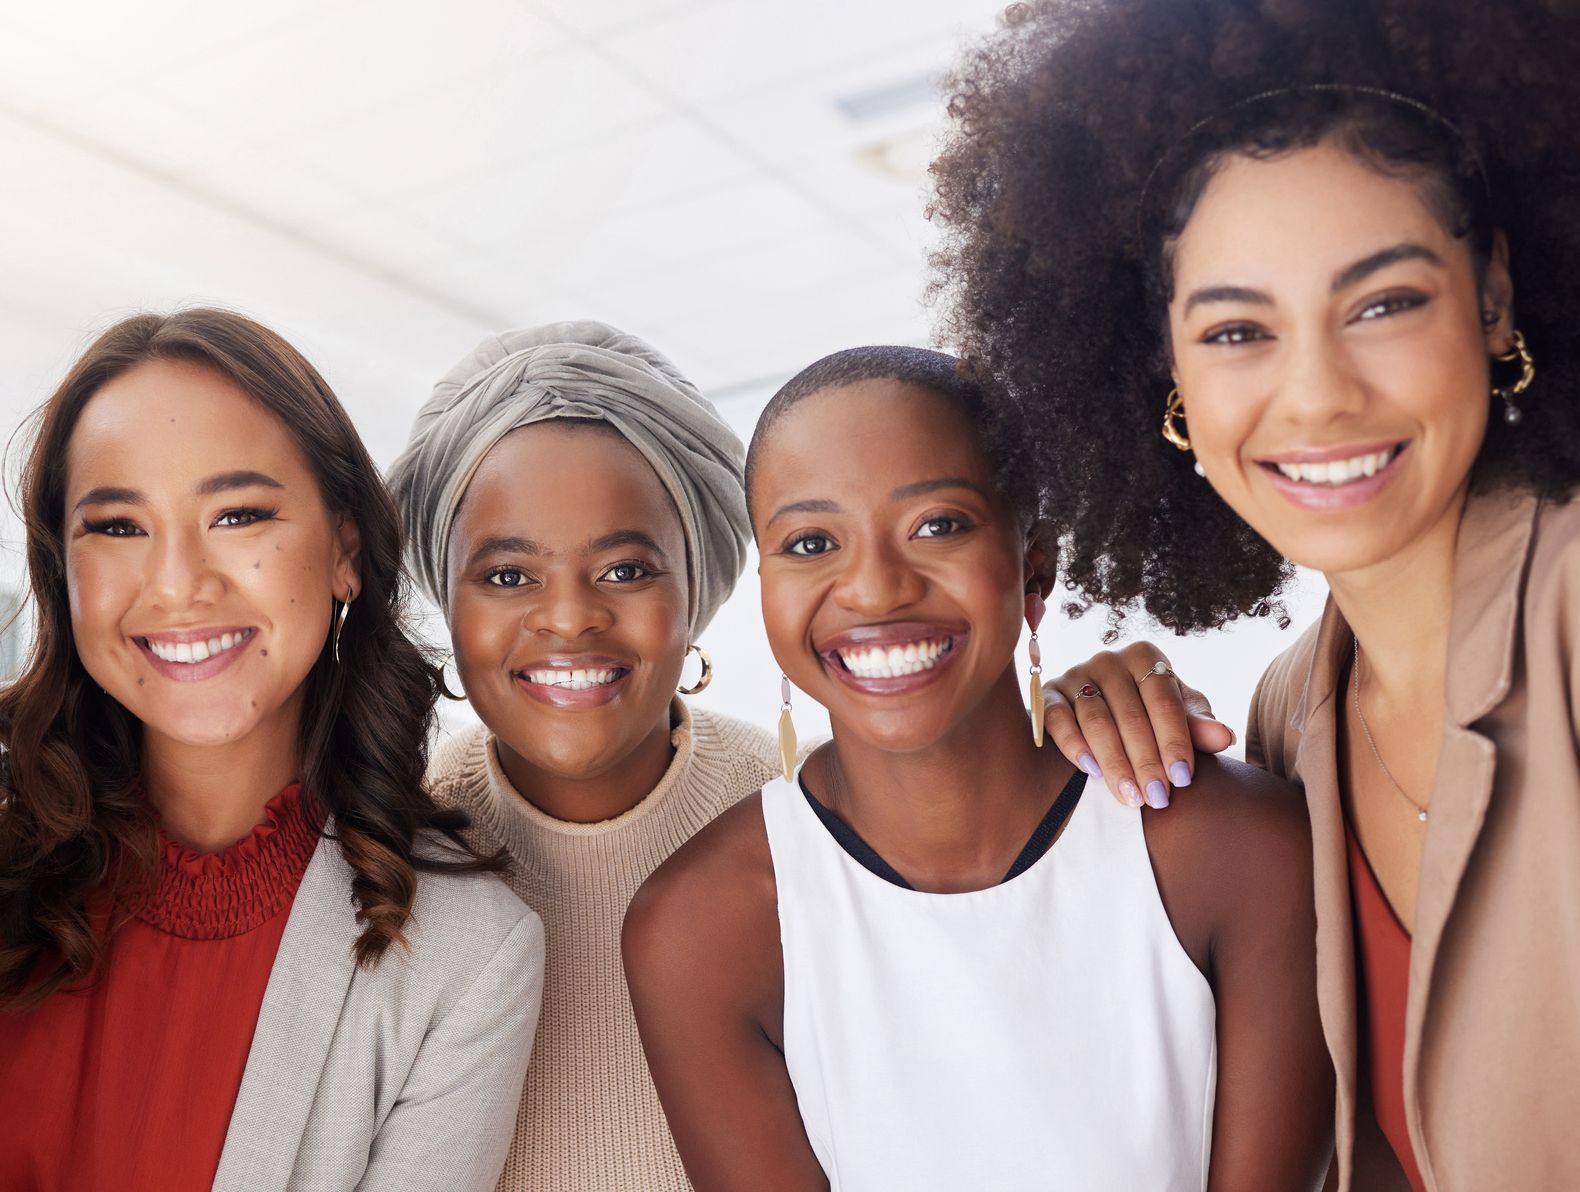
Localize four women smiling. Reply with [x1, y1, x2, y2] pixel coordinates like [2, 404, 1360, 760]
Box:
[1, 0, 1577, 1188]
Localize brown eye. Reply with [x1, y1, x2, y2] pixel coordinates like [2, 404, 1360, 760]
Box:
[1202, 323, 1267, 346]
[601, 562, 651, 584]
[914, 516, 967, 539]
[786, 533, 834, 557]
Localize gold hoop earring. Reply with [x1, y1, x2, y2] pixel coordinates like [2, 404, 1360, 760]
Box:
[677, 644, 713, 695]
[1492, 330, 1536, 424]
[1161, 388, 1191, 451]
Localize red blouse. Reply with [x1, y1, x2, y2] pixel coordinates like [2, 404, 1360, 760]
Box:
[0, 784, 319, 1192]
[1345, 823, 1427, 1192]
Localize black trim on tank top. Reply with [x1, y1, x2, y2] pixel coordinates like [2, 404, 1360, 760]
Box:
[799, 769, 1087, 890]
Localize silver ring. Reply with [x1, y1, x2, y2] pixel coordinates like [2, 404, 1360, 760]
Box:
[1074, 683, 1103, 701]
[1136, 660, 1177, 686]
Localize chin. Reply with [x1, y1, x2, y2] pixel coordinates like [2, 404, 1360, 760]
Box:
[140, 706, 268, 749]
[502, 728, 630, 782]
[1259, 521, 1423, 576]
[832, 707, 960, 756]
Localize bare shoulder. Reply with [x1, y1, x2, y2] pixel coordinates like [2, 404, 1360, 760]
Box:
[1140, 757, 1314, 970]
[1154, 755, 1310, 855]
[623, 790, 778, 968]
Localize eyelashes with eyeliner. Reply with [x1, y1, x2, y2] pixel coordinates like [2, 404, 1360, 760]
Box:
[483, 559, 665, 588]
[1201, 291, 1431, 345]
[781, 514, 974, 558]
[81, 507, 278, 537]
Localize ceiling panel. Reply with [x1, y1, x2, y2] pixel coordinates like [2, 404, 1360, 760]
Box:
[284, 38, 668, 196]
[600, 0, 1004, 104]
[148, 0, 551, 142]
[381, 115, 759, 254]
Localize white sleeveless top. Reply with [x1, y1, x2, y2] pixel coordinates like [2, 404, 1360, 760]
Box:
[762, 770, 1217, 1191]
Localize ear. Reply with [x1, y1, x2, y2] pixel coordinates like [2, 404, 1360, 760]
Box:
[1023, 535, 1055, 600]
[332, 513, 363, 604]
[1481, 229, 1517, 354]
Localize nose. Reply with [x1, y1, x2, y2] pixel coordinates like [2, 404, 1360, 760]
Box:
[144, 526, 221, 611]
[1269, 325, 1369, 430]
[523, 577, 615, 641]
[831, 537, 926, 618]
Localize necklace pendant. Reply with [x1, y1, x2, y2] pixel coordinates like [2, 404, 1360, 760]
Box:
[1418, 810, 1428, 823]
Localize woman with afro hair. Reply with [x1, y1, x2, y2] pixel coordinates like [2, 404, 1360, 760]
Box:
[930, 0, 1580, 1189]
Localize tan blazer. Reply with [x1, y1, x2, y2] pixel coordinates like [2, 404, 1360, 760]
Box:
[1247, 489, 1580, 1192]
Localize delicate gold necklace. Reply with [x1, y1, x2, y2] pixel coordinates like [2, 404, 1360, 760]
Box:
[1351, 639, 1429, 824]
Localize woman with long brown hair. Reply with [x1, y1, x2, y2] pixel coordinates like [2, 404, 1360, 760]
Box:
[0, 308, 544, 1192]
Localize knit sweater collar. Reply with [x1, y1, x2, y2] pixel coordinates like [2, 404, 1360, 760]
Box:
[138, 783, 320, 940]
[469, 699, 729, 884]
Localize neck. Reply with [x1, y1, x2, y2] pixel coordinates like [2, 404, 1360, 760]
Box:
[1325, 487, 1467, 704]
[813, 667, 1074, 893]
[496, 710, 677, 825]
[142, 700, 303, 853]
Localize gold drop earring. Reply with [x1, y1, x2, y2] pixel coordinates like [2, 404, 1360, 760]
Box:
[778, 675, 797, 783]
[1492, 329, 1536, 424]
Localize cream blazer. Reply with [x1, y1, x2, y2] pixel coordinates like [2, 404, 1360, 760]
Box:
[211, 831, 545, 1191]
[1247, 489, 1580, 1191]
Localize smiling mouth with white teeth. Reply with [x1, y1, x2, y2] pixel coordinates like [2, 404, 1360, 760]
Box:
[1264, 444, 1404, 486]
[141, 628, 255, 664]
[836, 638, 954, 680]
[520, 666, 628, 690]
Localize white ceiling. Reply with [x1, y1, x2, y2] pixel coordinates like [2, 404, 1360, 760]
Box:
[0, 0, 1009, 466]
[0, 0, 1335, 742]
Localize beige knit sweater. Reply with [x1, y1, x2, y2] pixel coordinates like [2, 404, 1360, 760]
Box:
[428, 700, 779, 1192]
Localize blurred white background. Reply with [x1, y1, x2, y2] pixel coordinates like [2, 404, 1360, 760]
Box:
[0, 0, 1326, 750]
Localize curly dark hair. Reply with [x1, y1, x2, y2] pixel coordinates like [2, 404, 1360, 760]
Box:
[0, 308, 497, 1009]
[929, 0, 1580, 634]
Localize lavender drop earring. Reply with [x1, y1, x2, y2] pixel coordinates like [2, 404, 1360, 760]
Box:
[1026, 590, 1046, 748]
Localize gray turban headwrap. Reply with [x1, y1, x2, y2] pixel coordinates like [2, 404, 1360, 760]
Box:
[387, 320, 748, 637]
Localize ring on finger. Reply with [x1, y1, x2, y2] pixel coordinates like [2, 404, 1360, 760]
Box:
[1136, 661, 1177, 686]
[1074, 683, 1104, 701]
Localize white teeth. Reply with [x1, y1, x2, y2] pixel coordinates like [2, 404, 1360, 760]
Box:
[837, 638, 953, 680]
[146, 629, 251, 664]
[1273, 449, 1394, 486]
[524, 667, 622, 690]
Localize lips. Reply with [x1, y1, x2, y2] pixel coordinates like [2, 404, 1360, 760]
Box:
[135, 626, 257, 683]
[511, 655, 633, 709]
[816, 622, 966, 696]
[1255, 441, 1409, 511]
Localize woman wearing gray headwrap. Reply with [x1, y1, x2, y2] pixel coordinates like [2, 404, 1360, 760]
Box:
[387, 321, 779, 1192]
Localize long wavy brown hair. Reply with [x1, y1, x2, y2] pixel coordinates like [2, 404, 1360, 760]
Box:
[0, 308, 497, 1009]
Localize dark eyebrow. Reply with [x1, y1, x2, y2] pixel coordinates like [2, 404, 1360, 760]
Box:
[1181, 285, 1272, 319]
[588, 530, 668, 558]
[73, 486, 144, 513]
[466, 535, 546, 568]
[767, 497, 841, 526]
[1332, 243, 1444, 292]
[195, 470, 285, 497]
[890, 477, 992, 502]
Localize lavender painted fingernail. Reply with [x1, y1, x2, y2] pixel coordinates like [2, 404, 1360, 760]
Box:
[1078, 752, 1102, 778]
[1169, 760, 1193, 787]
[1145, 781, 1171, 809]
[1119, 778, 1144, 808]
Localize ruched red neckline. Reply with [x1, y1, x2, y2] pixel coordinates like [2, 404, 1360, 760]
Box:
[138, 783, 321, 939]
